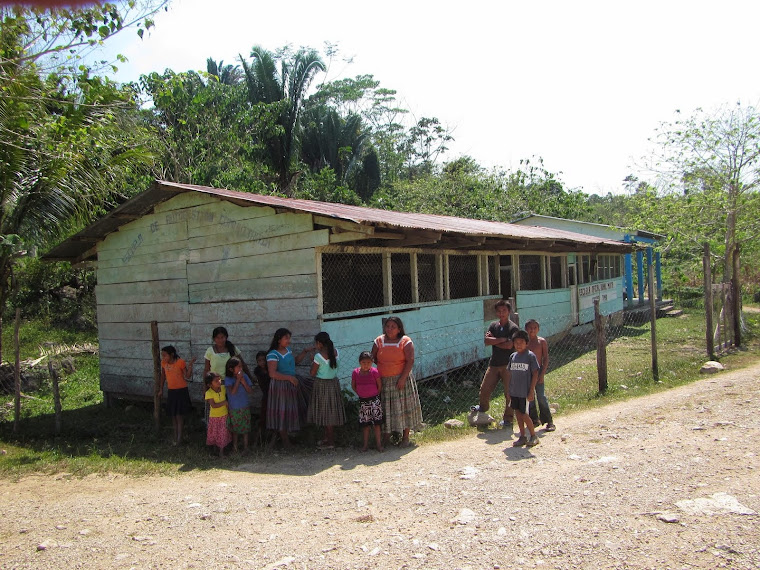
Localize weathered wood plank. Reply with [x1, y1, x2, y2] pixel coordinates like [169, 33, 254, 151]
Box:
[101, 372, 154, 398]
[98, 218, 188, 255]
[187, 248, 315, 285]
[189, 229, 328, 264]
[187, 211, 313, 244]
[100, 357, 155, 377]
[97, 302, 189, 323]
[188, 274, 316, 304]
[100, 339, 192, 360]
[160, 201, 277, 231]
[97, 237, 188, 263]
[97, 247, 189, 268]
[189, 298, 318, 324]
[99, 321, 191, 341]
[96, 279, 188, 305]
[152, 192, 220, 213]
[100, 372, 210, 403]
[97, 260, 187, 285]
[190, 320, 321, 349]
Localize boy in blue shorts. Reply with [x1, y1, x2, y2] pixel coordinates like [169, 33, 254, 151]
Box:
[506, 330, 540, 447]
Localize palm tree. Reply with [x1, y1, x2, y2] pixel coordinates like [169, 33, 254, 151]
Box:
[206, 57, 243, 85]
[240, 46, 325, 195]
[300, 106, 373, 188]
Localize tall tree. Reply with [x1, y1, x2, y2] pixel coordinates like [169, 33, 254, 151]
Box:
[240, 45, 325, 195]
[646, 103, 760, 282]
[206, 57, 242, 85]
[140, 68, 280, 192]
[0, 2, 164, 357]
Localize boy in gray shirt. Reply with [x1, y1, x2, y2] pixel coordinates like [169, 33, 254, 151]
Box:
[506, 330, 540, 447]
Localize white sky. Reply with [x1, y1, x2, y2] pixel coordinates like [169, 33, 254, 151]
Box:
[108, 0, 760, 195]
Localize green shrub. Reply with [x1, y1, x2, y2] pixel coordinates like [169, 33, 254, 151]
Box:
[6, 258, 96, 330]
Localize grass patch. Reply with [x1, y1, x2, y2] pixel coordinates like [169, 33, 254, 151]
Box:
[1, 310, 759, 477]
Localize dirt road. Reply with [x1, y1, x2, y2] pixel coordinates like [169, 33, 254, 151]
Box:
[2, 361, 759, 569]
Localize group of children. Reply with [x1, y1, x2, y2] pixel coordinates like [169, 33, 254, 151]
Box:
[160, 309, 556, 455]
[507, 318, 556, 448]
[160, 330, 387, 456]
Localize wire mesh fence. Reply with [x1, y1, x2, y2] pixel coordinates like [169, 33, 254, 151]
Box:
[412, 307, 709, 432]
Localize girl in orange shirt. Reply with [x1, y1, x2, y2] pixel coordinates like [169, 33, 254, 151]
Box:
[160, 345, 196, 446]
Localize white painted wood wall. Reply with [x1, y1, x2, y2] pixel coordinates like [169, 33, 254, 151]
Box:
[96, 193, 328, 402]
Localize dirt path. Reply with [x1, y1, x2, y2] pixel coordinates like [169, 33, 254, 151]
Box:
[2, 361, 759, 569]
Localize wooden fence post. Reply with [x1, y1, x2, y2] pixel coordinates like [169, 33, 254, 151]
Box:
[48, 360, 62, 435]
[13, 308, 21, 433]
[733, 245, 741, 348]
[594, 299, 608, 393]
[151, 321, 161, 432]
[649, 260, 659, 382]
[703, 243, 714, 359]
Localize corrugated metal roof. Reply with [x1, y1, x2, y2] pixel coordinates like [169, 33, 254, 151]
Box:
[512, 213, 665, 241]
[44, 180, 632, 262]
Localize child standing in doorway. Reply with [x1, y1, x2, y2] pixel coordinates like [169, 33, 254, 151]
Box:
[525, 319, 555, 432]
[351, 351, 384, 452]
[506, 330, 541, 447]
[204, 372, 231, 457]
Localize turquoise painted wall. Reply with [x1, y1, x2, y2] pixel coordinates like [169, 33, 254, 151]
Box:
[515, 289, 574, 337]
[322, 299, 489, 388]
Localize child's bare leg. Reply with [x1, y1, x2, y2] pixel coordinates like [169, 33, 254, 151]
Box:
[176, 416, 184, 444]
[325, 425, 335, 446]
[524, 413, 535, 437]
[279, 429, 291, 449]
[243, 433, 249, 451]
[374, 425, 383, 451]
[218, 445, 224, 457]
[400, 428, 411, 447]
[382, 432, 390, 447]
[361, 426, 370, 451]
[517, 413, 526, 437]
[232, 433, 239, 453]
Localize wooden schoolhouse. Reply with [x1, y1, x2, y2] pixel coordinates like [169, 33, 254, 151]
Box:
[45, 181, 632, 402]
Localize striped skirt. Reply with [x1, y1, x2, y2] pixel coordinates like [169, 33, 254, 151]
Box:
[266, 375, 313, 432]
[307, 377, 346, 427]
[380, 373, 423, 435]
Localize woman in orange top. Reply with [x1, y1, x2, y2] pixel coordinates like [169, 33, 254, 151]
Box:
[160, 345, 196, 446]
[370, 316, 423, 447]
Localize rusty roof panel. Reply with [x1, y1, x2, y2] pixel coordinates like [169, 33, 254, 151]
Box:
[44, 180, 631, 262]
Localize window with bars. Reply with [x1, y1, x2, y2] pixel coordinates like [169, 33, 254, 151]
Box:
[449, 255, 479, 299]
[391, 253, 413, 305]
[519, 254, 543, 291]
[322, 253, 384, 313]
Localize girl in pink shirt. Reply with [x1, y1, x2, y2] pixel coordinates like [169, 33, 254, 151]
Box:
[352, 351, 384, 452]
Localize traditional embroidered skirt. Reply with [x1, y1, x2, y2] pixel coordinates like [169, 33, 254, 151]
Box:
[358, 394, 384, 427]
[227, 407, 251, 434]
[380, 373, 423, 435]
[307, 377, 346, 426]
[206, 416, 232, 448]
[267, 375, 312, 432]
